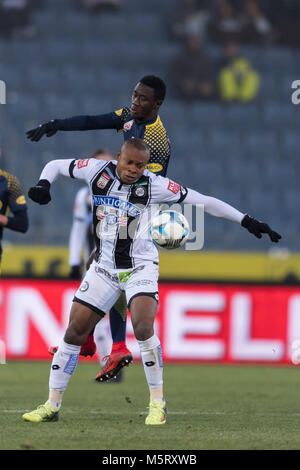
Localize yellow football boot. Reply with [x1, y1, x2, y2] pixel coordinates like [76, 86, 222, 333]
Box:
[145, 399, 167, 425]
[22, 401, 60, 423]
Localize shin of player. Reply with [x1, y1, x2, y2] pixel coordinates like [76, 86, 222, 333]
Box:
[130, 295, 166, 425]
[23, 302, 102, 422]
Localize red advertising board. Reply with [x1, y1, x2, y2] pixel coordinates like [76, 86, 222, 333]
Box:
[1, 279, 300, 364]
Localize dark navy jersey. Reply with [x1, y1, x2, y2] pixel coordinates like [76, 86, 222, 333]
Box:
[58, 107, 171, 177]
[0, 169, 28, 257]
[112, 107, 171, 176]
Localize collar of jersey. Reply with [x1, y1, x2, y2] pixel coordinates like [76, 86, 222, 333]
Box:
[115, 169, 145, 187]
[134, 114, 158, 126]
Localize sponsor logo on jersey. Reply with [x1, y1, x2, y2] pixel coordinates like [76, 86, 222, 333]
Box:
[96, 207, 108, 220]
[167, 179, 180, 194]
[123, 119, 134, 131]
[92, 195, 143, 218]
[97, 172, 110, 189]
[16, 195, 26, 205]
[77, 158, 90, 169]
[118, 216, 128, 226]
[0, 200, 2, 210]
[147, 163, 163, 173]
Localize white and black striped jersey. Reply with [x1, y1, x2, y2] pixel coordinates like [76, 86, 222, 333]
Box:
[68, 158, 188, 269]
[39, 157, 245, 270]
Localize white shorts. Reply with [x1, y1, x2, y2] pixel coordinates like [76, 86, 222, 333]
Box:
[74, 261, 159, 316]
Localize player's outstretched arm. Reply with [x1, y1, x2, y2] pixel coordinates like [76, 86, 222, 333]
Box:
[26, 113, 119, 142]
[184, 188, 281, 243]
[28, 159, 77, 204]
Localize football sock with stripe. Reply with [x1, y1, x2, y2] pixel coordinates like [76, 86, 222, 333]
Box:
[137, 335, 164, 397]
[48, 340, 81, 405]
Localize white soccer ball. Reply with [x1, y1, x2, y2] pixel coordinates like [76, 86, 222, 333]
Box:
[150, 210, 190, 250]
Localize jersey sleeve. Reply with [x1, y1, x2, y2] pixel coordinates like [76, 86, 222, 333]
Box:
[70, 158, 107, 183]
[7, 174, 28, 213]
[57, 112, 120, 131]
[39, 158, 103, 185]
[150, 175, 188, 204]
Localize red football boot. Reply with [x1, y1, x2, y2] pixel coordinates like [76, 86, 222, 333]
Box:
[95, 342, 133, 382]
[48, 334, 96, 358]
[79, 334, 97, 357]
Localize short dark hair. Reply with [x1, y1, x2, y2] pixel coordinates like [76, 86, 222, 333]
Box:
[139, 75, 166, 102]
[123, 138, 150, 155]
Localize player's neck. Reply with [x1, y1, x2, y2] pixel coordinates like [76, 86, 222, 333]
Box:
[134, 113, 158, 125]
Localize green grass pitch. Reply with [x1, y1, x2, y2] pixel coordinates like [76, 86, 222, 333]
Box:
[1, 360, 300, 450]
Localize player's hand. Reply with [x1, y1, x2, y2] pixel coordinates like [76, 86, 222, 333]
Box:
[69, 265, 81, 279]
[28, 179, 51, 205]
[26, 119, 59, 142]
[241, 214, 281, 243]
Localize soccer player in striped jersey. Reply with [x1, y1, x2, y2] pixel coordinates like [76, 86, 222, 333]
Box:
[24, 138, 281, 425]
[26, 75, 170, 382]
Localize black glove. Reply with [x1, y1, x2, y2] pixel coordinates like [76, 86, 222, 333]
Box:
[69, 265, 81, 279]
[241, 214, 281, 243]
[26, 119, 60, 142]
[28, 179, 51, 205]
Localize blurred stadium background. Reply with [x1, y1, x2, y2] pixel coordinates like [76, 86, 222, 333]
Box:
[1, 0, 300, 280]
[1, 0, 300, 400]
[2, 0, 300, 451]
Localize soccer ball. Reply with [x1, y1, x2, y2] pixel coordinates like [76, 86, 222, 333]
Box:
[150, 210, 190, 250]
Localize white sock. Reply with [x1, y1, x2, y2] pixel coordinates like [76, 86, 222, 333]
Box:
[49, 340, 81, 396]
[94, 316, 112, 366]
[137, 335, 164, 392]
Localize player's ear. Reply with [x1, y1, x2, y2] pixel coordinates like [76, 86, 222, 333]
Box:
[116, 151, 121, 161]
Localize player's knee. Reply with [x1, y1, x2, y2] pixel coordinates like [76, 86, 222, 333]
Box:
[64, 322, 86, 345]
[133, 320, 154, 341]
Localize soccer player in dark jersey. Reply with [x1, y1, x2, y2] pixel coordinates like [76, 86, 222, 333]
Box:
[26, 75, 169, 382]
[0, 148, 29, 267]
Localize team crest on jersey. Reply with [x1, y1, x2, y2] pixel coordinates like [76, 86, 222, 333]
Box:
[123, 120, 134, 131]
[97, 172, 110, 189]
[133, 186, 146, 197]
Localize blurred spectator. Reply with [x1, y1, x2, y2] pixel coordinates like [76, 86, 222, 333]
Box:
[0, 0, 36, 40]
[217, 41, 260, 103]
[208, 0, 243, 44]
[79, 0, 123, 13]
[166, 0, 211, 41]
[240, 0, 273, 45]
[208, 0, 273, 45]
[267, 0, 300, 47]
[169, 33, 216, 101]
